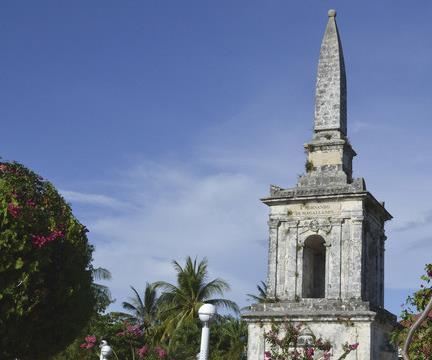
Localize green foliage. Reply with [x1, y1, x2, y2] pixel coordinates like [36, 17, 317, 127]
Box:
[55, 257, 245, 360]
[120, 283, 160, 330]
[93, 266, 114, 313]
[210, 316, 247, 360]
[155, 256, 239, 339]
[54, 313, 160, 360]
[391, 264, 432, 359]
[166, 319, 201, 358]
[305, 160, 314, 173]
[55, 313, 246, 360]
[0, 161, 96, 359]
[247, 281, 277, 303]
[167, 315, 247, 360]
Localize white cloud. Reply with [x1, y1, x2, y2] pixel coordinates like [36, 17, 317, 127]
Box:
[62, 92, 431, 316]
[61, 190, 134, 210]
[80, 163, 269, 311]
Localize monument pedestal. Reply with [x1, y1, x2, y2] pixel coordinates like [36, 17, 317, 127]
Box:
[243, 301, 397, 360]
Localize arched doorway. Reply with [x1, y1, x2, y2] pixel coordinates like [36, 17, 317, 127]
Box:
[302, 235, 326, 298]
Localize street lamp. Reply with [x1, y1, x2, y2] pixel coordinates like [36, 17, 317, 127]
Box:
[198, 303, 216, 360]
[99, 340, 112, 360]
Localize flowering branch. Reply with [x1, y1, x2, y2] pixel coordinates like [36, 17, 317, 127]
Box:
[401, 296, 432, 360]
[264, 322, 358, 360]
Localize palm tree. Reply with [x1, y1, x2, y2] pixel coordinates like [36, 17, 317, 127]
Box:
[155, 257, 239, 336]
[247, 281, 277, 303]
[216, 316, 247, 359]
[92, 267, 113, 311]
[120, 283, 160, 329]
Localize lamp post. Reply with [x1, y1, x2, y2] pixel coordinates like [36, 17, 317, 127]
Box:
[99, 340, 112, 360]
[198, 303, 216, 360]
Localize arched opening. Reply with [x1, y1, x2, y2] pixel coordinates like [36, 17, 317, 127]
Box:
[302, 235, 326, 298]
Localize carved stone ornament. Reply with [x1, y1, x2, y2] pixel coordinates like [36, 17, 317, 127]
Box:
[268, 218, 280, 228]
[321, 219, 332, 233]
[308, 219, 332, 234]
[309, 219, 320, 232]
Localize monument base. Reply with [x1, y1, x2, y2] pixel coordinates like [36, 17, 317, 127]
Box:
[242, 301, 398, 360]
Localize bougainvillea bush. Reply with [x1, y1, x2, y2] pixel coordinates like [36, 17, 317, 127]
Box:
[264, 321, 359, 360]
[76, 320, 169, 360]
[0, 161, 96, 359]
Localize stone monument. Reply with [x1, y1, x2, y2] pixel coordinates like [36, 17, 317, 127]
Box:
[242, 10, 397, 360]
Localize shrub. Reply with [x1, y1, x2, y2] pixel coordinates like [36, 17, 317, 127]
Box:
[0, 161, 96, 359]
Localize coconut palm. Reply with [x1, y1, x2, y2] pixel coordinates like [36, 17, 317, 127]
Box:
[155, 257, 239, 336]
[120, 283, 160, 329]
[92, 267, 113, 311]
[247, 281, 277, 303]
[216, 316, 247, 359]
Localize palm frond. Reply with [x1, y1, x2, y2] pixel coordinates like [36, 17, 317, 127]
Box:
[129, 285, 145, 311]
[122, 301, 139, 312]
[206, 298, 239, 313]
[92, 267, 112, 281]
[199, 278, 230, 299]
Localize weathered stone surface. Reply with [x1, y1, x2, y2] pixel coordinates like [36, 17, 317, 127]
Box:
[245, 312, 396, 360]
[242, 10, 397, 360]
[259, 197, 390, 304]
[314, 10, 347, 135]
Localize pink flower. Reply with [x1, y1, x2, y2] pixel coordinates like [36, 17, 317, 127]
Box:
[305, 347, 314, 359]
[349, 343, 359, 351]
[80, 335, 97, 349]
[26, 199, 36, 207]
[127, 324, 143, 337]
[137, 345, 150, 358]
[264, 351, 272, 360]
[0, 164, 7, 171]
[31, 229, 64, 248]
[323, 352, 331, 360]
[117, 323, 143, 338]
[31, 235, 48, 248]
[7, 203, 20, 218]
[85, 335, 97, 344]
[154, 346, 167, 359]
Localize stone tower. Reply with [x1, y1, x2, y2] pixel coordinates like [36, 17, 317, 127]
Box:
[243, 10, 397, 360]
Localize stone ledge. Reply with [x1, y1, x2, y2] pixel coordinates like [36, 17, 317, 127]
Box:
[242, 307, 397, 325]
[267, 178, 366, 199]
[242, 299, 397, 323]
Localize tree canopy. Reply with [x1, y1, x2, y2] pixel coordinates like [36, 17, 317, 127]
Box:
[0, 161, 96, 359]
[155, 256, 239, 336]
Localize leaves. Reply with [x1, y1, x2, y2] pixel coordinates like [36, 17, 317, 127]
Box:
[55, 257, 245, 360]
[155, 256, 239, 340]
[247, 281, 278, 303]
[119, 283, 160, 331]
[392, 263, 432, 360]
[0, 161, 96, 359]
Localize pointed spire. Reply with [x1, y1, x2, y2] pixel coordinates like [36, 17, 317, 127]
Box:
[314, 9, 347, 135]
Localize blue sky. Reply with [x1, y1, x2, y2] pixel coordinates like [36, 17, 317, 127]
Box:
[1, 1, 432, 316]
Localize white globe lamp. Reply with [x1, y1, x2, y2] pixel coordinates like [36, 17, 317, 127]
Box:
[198, 303, 216, 360]
[99, 340, 112, 360]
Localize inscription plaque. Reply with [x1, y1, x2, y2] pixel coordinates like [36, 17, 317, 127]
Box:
[289, 203, 340, 217]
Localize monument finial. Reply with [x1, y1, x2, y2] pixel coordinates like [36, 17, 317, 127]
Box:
[314, 9, 347, 135]
[328, 9, 336, 17]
